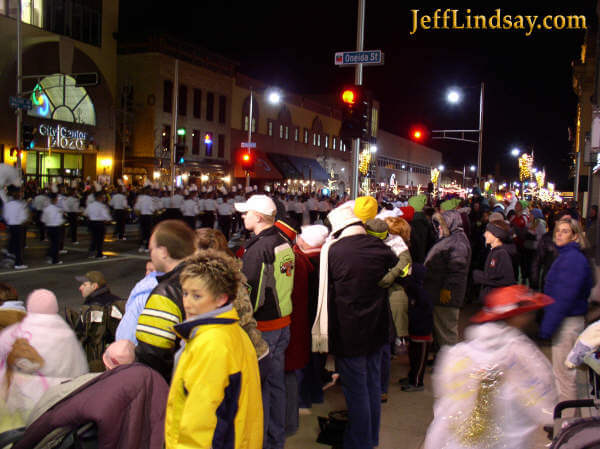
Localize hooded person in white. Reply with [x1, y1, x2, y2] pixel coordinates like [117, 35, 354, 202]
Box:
[0, 289, 88, 421]
[424, 285, 557, 449]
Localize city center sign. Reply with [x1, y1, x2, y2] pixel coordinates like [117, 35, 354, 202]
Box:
[39, 124, 89, 150]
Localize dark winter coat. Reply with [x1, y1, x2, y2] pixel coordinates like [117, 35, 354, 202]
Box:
[530, 232, 558, 290]
[424, 211, 472, 308]
[410, 211, 436, 263]
[540, 242, 593, 339]
[472, 245, 516, 301]
[401, 263, 433, 337]
[13, 363, 169, 449]
[83, 286, 122, 307]
[328, 234, 398, 357]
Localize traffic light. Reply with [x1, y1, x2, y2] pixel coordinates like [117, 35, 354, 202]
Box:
[240, 151, 255, 172]
[22, 124, 36, 149]
[340, 86, 371, 140]
[409, 125, 427, 142]
[175, 144, 185, 164]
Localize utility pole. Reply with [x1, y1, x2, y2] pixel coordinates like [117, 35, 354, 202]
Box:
[246, 87, 253, 189]
[16, 0, 22, 181]
[477, 82, 484, 189]
[170, 59, 179, 198]
[350, 0, 365, 199]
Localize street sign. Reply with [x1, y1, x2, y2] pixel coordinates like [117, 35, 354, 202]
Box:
[9, 96, 32, 110]
[241, 142, 256, 148]
[334, 50, 384, 66]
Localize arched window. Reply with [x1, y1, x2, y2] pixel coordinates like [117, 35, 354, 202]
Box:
[242, 95, 258, 133]
[28, 73, 96, 125]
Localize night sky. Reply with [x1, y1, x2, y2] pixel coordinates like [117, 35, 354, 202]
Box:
[120, 1, 597, 190]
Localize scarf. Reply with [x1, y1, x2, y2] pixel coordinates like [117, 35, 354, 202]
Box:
[311, 224, 366, 352]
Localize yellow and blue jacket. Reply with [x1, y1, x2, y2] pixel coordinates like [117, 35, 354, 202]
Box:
[165, 304, 263, 449]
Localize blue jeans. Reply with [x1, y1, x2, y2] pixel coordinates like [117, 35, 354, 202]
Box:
[381, 343, 391, 394]
[336, 345, 385, 449]
[299, 352, 326, 408]
[260, 326, 291, 449]
[285, 370, 300, 437]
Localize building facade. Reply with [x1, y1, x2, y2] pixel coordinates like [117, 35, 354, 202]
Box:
[375, 130, 442, 193]
[0, 0, 119, 186]
[117, 34, 236, 186]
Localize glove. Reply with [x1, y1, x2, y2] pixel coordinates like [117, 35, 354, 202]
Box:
[440, 289, 451, 304]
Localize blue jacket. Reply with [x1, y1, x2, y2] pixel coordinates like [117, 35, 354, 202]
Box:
[540, 242, 592, 339]
[115, 271, 161, 344]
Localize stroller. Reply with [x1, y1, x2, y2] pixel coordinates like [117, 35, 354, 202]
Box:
[550, 354, 600, 448]
[0, 363, 168, 449]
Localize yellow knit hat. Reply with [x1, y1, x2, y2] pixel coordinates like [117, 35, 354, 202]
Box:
[354, 196, 378, 223]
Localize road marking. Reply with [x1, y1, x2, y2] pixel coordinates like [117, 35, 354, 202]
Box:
[0, 253, 148, 276]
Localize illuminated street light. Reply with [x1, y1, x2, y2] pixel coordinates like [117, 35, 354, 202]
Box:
[370, 145, 377, 153]
[438, 164, 445, 171]
[470, 165, 476, 172]
[267, 89, 282, 104]
[447, 89, 461, 104]
[511, 148, 520, 157]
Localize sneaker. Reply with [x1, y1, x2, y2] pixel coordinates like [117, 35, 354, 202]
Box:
[398, 377, 411, 386]
[59, 249, 68, 254]
[401, 384, 424, 392]
[73, 241, 80, 245]
[95, 255, 107, 259]
[14, 265, 28, 270]
[53, 261, 63, 265]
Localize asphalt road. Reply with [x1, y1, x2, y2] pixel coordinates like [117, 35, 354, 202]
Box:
[0, 225, 150, 310]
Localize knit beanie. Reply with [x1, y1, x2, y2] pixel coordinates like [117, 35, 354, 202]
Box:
[441, 198, 461, 211]
[26, 289, 59, 314]
[408, 194, 427, 212]
[486, 222, 511, 242]
[299, 225, 329, 248]
[400, 206, 415, 222]
[354, 196, 378, 223]
[489, 212, 505, 222]
[365, 218, 389, 240]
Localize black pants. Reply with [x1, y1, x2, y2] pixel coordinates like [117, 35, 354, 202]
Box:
[34, 210, 45, 241]
[139, 215, 153, 247]
[309, 210, 319, 224]
[89, 221, 105, 257]
[47, 226, 61, 263]
[408, 339, 431, 387]
[8, 225, 25, 266]
[202, 212, 216, 229]
[218, 215, 232, 240]
[114, 209, 126, 239]
[67, 212, 79, 242]
[183, 215, 196, 230]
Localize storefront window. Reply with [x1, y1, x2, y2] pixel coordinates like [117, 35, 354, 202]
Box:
[28, 73, 96, 126]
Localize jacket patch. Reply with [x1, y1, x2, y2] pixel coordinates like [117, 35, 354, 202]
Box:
[490, 258, 496, 268]
[280, 260, 294, 276]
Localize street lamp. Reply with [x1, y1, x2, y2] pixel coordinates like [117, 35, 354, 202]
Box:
[432, 82, 485, 189]
[470, 165, 476, 172]
[438, 164, 445, 171]
[246, 86, 282, 188]
[511, 148, 520, 157]
[370, 145, 377, 153]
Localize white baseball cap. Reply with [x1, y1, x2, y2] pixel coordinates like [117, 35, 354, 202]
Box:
[235, 194, 277, 216]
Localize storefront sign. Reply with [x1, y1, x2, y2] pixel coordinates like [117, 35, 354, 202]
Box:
[39, 124, 89, 150]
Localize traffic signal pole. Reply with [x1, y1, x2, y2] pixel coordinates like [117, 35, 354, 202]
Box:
[246, 87, 253, 189]
[350, 0, 365, 200]
[170, 59, 179, 198]
[15, 0, 22, 181]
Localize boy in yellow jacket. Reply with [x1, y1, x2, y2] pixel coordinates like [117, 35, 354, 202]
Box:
[165, 249, 263, 449]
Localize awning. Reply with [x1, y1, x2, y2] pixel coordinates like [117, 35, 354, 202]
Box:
[233, 149, 283, 179]
[285, 155, 329, 183]
[266, 153, 302, 180]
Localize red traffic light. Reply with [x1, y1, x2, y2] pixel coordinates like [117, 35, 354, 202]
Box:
[240, 151, 254, 171]
[409, 125, 427, 142]
[342, 89, 356, 105]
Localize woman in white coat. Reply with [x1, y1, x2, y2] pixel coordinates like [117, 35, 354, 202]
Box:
[424, 285, 557, 449]
[0, 289, 88, 427]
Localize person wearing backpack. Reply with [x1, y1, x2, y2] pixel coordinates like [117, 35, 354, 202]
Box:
[66, 271, 125, 371]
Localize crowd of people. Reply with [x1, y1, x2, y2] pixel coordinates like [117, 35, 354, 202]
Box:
[1, 174, 600, 449]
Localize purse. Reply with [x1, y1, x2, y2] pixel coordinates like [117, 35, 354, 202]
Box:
[316, 410, 348, 446]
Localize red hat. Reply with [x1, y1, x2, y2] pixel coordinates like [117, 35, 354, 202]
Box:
[471, 285, 554, 323]
[400, 206, 415, 222]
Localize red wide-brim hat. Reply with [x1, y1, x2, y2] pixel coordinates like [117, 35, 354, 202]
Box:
[471, 285, 554, 323]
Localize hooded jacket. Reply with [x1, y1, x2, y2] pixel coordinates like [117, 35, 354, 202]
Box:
[540, 242, 593, 339]
[166, 305, 263, 449]
[424, 322, 557, 449]
[410, 211, 436, 264]
[424, 211, 472, 308]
